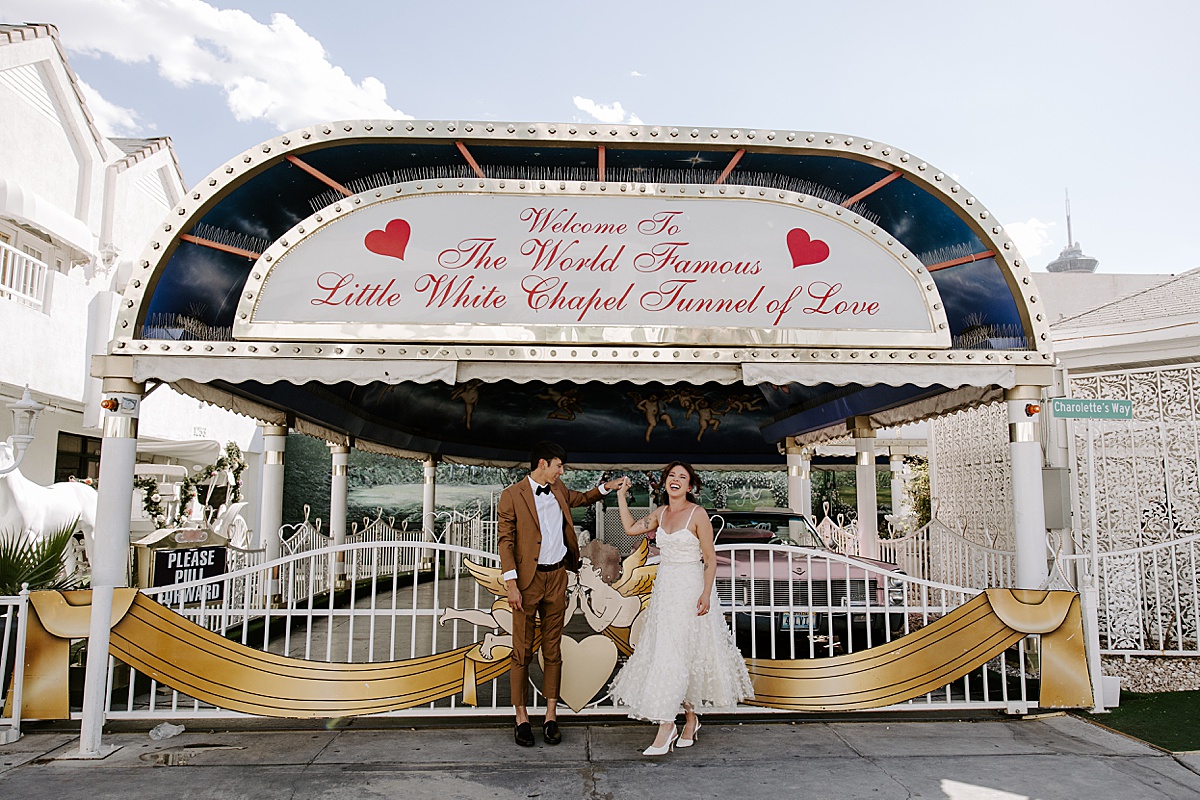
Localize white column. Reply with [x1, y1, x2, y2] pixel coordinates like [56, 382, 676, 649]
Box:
[786, 438, 812, 518]
[1008, 386, 1049, 589]
[422, 455, 438, 540]
[329, 443, 350, 587]
[260, 424, 287, 602]
[889, 449, 910, 526]
[260, 425, 287, 562]
[850, 416, 879, 559]
[1045, 365, 1077, 580]
[79, 370, 143, 757]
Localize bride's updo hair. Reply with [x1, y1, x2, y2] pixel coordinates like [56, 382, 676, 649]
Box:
[658, 461, 702, 504]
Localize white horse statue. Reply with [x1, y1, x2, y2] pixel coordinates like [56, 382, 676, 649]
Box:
[0, 441, 97, 569]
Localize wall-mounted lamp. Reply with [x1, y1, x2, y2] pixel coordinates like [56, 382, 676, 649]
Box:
[2, 385, 46, 475]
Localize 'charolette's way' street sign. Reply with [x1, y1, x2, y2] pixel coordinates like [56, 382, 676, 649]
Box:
[1050, 398, 1134, 420]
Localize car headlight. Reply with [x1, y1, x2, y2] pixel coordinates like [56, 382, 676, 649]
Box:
[887, 577, 905, 606]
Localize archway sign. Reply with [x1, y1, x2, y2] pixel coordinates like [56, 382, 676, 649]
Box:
[109, 121, 1054, 467]
[237, 186, 947, 347]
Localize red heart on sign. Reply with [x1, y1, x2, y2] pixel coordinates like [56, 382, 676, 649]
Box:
[787, 228, 830, 267]
[364, 219, 411, 261]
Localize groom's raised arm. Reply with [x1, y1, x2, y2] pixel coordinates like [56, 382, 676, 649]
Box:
[564, 477, 622, 508]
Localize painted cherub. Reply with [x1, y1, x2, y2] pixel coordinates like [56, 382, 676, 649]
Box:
[439, 560, 514, 659]
[685, 396, 724, 441]
[538, 387, 583, 421]
[629, 391, 676, 442]
[450, 379, 483, 429]
[442, 541, 658, 657]
[578, 539, 658, 649]
[719, 394, 763, 414]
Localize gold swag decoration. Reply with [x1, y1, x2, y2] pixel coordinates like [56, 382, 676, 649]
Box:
[9, 586, 1090, 719]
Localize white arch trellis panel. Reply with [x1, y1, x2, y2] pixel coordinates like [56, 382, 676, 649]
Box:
[929, 402, 1014, 549]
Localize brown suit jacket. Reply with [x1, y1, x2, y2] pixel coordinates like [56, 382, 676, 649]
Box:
[497, 478, 604, 591]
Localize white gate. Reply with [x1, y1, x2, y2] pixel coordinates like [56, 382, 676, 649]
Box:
[1063, 531, 1200, 656]
[76, 538, 1045, 721]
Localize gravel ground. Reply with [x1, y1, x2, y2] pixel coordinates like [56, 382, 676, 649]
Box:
[1102, 655, 1200, 692]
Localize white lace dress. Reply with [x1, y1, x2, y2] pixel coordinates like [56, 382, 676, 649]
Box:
[609, 510, 754, 722]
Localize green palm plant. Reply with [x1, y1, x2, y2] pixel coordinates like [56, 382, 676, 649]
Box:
[2, 522, 81, 714]
[0, 522, 81, 595]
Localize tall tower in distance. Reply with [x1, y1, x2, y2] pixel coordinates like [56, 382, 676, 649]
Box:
[1046, 190, 1099, 273]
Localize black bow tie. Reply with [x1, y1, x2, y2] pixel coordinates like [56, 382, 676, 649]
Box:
[535, 483, 552, 496]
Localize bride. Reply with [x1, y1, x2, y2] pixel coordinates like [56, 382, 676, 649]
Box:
[608, 462, 753, 755]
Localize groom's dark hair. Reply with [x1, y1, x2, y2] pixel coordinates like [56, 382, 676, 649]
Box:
[530, 441, 567, 472]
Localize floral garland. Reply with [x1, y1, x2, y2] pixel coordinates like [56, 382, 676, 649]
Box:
[179, 442, 248, 509]
[134, 442, 248, 529]
[133, 474, 170, 529]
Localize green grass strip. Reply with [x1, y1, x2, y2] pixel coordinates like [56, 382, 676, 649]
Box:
[1079, 690, 1200, 752]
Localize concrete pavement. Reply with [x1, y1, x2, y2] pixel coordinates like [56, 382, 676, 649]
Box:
[2, 714, 1199, 799]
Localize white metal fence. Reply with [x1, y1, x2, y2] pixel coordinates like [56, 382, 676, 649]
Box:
[1, 590, 30, 743]
[1063, 531, 1200, 656]
[279, 506, 326, 556]
[878, 519, 1015, 589]
[816, 514, 859, 556]
[110, 541, 503, 718]
[69, 538, 1043, 721]
[0, 241, 48, 311]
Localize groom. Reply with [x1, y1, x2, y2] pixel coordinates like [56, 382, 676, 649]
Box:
[497, 441, 620, 747]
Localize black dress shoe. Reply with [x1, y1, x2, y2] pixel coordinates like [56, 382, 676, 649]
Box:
[542, 720, 561, 745]
[514, 722, 535, 747]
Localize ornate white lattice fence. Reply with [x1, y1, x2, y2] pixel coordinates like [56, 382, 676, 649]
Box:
[928, 402, 1014, 550]
[1065, 364, 1200, 655]
[1070, 366, 1200, 553]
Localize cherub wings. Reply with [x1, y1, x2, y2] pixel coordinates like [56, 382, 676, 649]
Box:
[611, 538, 657, 599]
[464, 558, 507, 596]
[464, 543, 657, 600]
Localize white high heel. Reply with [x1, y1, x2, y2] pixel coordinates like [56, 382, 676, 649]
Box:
[642, 726, 678, 756]
[677, 720, 702, 748]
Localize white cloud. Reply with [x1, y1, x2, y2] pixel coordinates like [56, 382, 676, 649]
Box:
[77, 79, 145, 137]
[11, 0, 410, 131]
[630, 70, 644, 77]
[573, 96, 643, 126]
[1004, 218, 1056, 262]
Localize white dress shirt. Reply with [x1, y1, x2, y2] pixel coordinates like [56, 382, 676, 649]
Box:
[502, 478, 610, 583]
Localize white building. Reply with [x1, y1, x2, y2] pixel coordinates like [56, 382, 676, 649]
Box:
[0, 23, 256, 498]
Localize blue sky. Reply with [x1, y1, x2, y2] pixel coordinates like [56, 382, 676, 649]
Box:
[7, 0, 1196, 275]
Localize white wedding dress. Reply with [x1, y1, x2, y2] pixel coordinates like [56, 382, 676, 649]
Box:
[609, 508, 754, 722]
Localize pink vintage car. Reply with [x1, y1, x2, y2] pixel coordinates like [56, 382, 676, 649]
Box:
[710, 510, 906, 658]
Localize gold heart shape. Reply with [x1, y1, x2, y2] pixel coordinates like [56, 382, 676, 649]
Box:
[539, 634, 618, 712]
